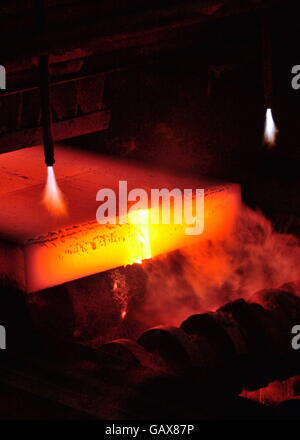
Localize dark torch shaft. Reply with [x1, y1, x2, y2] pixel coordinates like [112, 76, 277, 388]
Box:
[39, 54, 55, 166]
[261, 10, 273, 108]
[36, 0, 55, 167]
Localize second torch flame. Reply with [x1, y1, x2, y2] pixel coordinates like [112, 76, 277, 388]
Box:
[264, 108, 278, 148]
[43, 166, 67, 216]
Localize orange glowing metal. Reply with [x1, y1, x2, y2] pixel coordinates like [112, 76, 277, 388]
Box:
[26, 189, 240, 292]
[0, 145, 241, 292]
[43, 166, 67, 216]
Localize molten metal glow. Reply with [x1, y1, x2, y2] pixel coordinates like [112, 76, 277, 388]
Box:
[264, 108, 278, 147]
[0, 145, 241, 292]
[43, 166, 67, 216]
[127, 209, 152, 265]
[26, 184, 240, 292]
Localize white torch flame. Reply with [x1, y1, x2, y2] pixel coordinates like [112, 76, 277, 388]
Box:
[264, 108, 278, 148]
[43, 166, 67, 216]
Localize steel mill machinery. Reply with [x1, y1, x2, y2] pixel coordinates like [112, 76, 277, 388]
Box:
[0, 0, 299, 420]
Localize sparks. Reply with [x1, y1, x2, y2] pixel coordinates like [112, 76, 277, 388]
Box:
[43, 166, 67, 216]
[264, 108, 278, 148]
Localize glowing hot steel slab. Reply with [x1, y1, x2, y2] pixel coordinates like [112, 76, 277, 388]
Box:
[0, 145, 241, 292]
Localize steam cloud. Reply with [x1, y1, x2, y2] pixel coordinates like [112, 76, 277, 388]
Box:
[139, 205, 300, 328]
